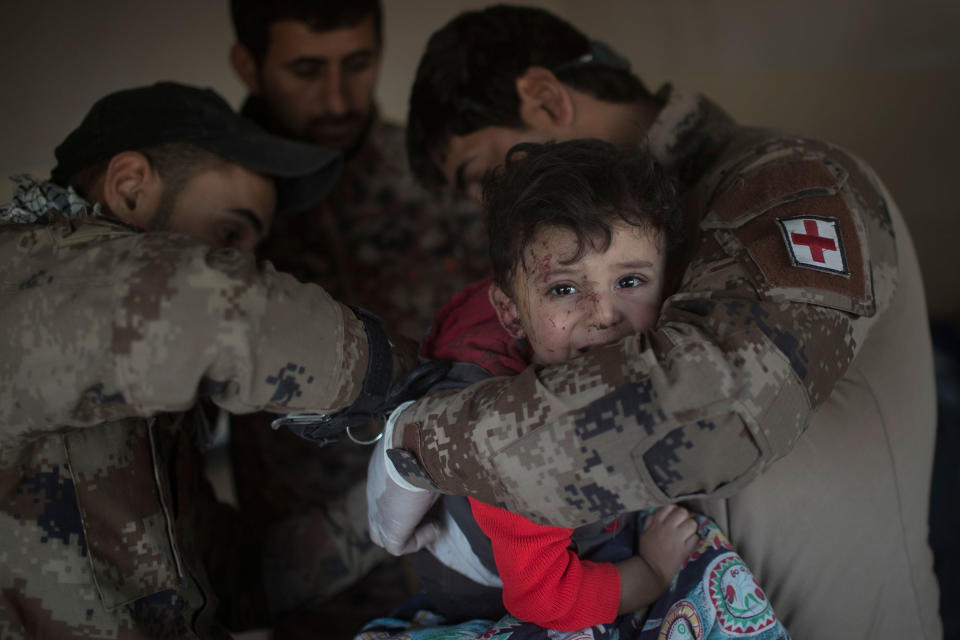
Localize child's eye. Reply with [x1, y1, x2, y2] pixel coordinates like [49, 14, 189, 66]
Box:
[548, 284, 577, 297]
[616, 275, 646, 289]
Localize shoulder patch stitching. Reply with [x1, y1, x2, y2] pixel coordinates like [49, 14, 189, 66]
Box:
[776, 215, 850, 277]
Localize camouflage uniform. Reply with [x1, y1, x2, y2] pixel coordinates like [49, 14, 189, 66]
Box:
[0, 183, 382, 639]
[228, 103, 488, 628]
[389, 88, 941, 638]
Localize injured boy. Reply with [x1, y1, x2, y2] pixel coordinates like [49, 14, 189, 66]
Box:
[366, 139, 788, 638]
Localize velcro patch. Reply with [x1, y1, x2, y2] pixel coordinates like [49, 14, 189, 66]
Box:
[730, 193, 871, 312]
[710, 159, 840, 225]
[777, 216, 848, 275]
[701, 153, 873, 314]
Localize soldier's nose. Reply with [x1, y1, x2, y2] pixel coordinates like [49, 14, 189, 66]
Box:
[322, 68, 348, 116]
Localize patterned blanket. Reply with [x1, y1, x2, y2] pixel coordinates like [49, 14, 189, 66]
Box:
[355, 516, 789, 640]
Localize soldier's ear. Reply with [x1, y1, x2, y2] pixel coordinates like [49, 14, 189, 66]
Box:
[102, 152, 164, 228]
[230, 43, 262, 94]
[515, 67, 575, 132]
[489, 282, 527, 340]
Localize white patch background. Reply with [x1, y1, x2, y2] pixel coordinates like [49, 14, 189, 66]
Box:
[778, 216, 848, 274]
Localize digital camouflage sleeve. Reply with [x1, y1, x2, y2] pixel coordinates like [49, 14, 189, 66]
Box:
[388, 92, 900, 529]
[0, 215, 370, 448]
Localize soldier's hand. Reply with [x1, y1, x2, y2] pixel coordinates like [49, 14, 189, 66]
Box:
[366, 402, 440, 555]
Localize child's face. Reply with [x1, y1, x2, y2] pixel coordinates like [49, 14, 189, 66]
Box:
[491, 222, 666, 365]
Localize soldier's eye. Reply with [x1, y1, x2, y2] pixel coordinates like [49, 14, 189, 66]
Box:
[288, 60, 325, 80]
[218, 226, 243, 249]
[342, 51, 374, 74]
[548, 284, 577, 297]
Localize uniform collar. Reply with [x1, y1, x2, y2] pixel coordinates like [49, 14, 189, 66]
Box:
[645, 85, 737, 189]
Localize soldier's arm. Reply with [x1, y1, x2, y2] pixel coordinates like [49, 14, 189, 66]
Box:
[0, 226, 398, 444]
[387, 145, 898, 527]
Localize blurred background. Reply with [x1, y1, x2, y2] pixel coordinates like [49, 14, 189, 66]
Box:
[2, 1, 958, 637]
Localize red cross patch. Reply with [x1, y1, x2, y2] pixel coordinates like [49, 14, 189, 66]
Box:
[776, 216, 849, 276]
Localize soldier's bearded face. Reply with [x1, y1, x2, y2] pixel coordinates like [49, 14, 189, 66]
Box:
[253, 17, 381, 150]
[151, 163, 276, 252]
[501, 223, 666, 365]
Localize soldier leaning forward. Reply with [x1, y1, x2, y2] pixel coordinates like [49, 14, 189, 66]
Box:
[0, 83, 410, 639]
[367, 7, 941, 639]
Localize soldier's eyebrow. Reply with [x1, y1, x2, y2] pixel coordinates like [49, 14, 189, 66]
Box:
[285, 56, 329, 69]
[227, 208, 265, 237]
[342, 48, 377, 66]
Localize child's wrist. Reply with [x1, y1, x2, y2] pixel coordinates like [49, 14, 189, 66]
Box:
[636, 553, 671, 593]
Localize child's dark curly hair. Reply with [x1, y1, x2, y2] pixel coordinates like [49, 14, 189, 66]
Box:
[483, 138, 682, 294]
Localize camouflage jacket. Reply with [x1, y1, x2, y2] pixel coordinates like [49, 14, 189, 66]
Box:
[390, 89, 941, 637]
[245, 103, 488, 342]
[0, 199, 372, 638]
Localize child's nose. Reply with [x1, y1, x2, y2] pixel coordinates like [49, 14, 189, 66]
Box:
[590, 293, 623, 329]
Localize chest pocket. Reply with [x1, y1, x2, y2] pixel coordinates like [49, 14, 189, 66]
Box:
[700, 152, 880, 317]
[63, 418, 182, 609]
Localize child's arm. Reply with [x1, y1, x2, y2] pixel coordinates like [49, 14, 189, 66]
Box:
[616, 505, 699, 613]
[469, 497, 622, 631]
[471, 498, 699, 629]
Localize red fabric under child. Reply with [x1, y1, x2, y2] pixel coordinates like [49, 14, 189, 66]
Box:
[419, 276, 531, 376]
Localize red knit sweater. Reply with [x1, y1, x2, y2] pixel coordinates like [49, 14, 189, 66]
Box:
[469, 498, 621, 630]
[422, 278, 622, 630]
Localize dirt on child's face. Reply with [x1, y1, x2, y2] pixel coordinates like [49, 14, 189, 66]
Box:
[509, 223, 666, 365]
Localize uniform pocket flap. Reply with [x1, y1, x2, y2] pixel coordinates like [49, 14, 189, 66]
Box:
[703, 157, 848, 230]
[63, 419, 181, 609]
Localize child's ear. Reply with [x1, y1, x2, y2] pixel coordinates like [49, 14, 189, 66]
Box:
[488, 282, 526, 340]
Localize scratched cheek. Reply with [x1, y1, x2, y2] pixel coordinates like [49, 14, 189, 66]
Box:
[545, 311, 570, 330]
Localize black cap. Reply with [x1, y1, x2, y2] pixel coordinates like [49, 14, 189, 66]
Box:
[51, 82, 342, 213]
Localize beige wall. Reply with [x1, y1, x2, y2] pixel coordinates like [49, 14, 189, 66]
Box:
[2, 1, 958, 318]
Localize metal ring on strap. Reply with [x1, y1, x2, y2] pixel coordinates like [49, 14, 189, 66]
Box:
[346, 425, 383, 445]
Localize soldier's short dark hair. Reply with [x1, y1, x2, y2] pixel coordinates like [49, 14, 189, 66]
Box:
[230, 0, 382, 62]
[407, 5, 655, 189]
[484, 139, 682, 296]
